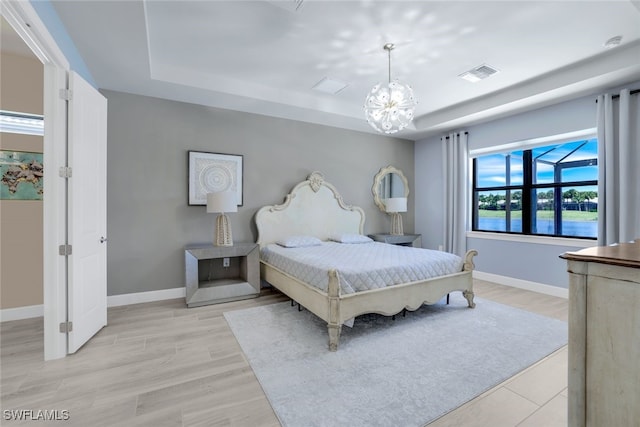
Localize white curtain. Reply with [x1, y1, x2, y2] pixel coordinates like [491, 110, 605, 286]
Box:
[596, 89, 640, 245]
[442, 132, 468, 256]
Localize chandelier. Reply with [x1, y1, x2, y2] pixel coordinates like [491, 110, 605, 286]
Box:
[364, 43, 417, 134]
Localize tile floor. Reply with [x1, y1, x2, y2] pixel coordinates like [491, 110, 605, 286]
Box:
[0, 280, 569, 426]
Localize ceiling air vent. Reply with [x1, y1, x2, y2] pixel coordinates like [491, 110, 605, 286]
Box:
[459, 64, 499, 83]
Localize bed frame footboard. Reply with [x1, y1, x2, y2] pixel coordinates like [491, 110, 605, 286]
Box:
[327, 269, 341, 351]
[262, 249, 478, 352]
[462, 249, 478, 308]
[325, 249, 478, 351]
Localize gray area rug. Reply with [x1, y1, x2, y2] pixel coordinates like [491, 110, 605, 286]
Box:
[224, 294, 567, 427]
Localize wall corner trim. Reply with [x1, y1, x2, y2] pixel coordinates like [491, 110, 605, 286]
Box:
[473, 270, 568, 299]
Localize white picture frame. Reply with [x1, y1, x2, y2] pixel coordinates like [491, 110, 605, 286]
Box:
[188, 151, 243, 206]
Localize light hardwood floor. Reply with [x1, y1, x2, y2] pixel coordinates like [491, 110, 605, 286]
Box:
[0, 280, 568, 426]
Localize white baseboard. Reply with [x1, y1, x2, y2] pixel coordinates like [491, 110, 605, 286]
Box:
[107, 287, 186, 307]
[0, 277, 568, 321]
[0, 304, 44, 322]
[473, 271, 568, 299]
[1, 288, 186, 323]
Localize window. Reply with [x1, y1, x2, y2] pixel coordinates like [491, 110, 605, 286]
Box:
[0, 110, 44, 136]
[472, 136, 598, 239]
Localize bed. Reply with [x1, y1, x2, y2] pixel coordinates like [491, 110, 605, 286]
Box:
[255, 171, 477, 351]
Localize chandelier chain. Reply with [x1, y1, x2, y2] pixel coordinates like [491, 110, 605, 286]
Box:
[384, 43, 394, 84]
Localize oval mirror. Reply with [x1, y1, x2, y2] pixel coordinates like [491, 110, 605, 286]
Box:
[372, 166, 409, 213]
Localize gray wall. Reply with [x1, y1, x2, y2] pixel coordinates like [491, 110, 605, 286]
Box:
[105, 90, 414, 296]
[415, 89, 627, 289]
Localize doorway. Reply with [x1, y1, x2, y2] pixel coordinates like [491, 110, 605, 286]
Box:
[2, 1, 107, 360]
[0, 16, 45, 322]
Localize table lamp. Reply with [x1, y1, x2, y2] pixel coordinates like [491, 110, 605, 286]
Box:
[385, 197, 407, 235]
[207, 191, 238, 246]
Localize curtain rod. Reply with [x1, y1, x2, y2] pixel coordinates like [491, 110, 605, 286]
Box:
[596, 88, 640, 102]
[613, 88, 640, 99]
[444, 131, 469, 140]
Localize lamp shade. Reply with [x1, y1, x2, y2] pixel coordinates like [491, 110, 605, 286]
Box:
[206, 191, 238, 213]
[385, 197, 407, 213]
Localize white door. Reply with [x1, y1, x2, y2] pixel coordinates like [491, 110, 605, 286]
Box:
[67, 71, 108, 353]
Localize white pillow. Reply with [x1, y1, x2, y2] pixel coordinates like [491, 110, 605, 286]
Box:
[329, 233, 373, 244]
[276, 235, 322, 248]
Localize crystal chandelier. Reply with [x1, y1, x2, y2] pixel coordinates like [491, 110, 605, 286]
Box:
[364, 43, 417, 134]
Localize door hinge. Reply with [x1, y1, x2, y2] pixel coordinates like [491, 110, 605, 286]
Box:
[59, 321, 73, 333]
[59, 167, 72, 178]
[59, 89, 73, 101]
[58, 244, 72, 256]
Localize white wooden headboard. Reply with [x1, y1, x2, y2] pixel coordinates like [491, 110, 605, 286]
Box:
[255, 172, 366, 246]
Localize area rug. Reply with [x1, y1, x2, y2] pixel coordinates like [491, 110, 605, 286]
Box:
[224, 294, 567, 427]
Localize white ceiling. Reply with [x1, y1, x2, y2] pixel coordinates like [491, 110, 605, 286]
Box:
[48, 0, 640, 140]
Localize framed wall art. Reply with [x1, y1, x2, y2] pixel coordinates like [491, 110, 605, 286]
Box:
[0, 150, 44, 200]
[188, 151, 243, 206]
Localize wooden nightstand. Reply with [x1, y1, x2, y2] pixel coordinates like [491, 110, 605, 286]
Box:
[184, 243, 260, 307]
[368, 233, 422, 248]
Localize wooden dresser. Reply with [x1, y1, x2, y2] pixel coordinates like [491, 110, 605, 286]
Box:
[561, 239, 640, 427]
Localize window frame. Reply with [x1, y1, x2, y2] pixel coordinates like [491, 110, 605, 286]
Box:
[470, 130, 598, 240]
[0, 110, 44, 136]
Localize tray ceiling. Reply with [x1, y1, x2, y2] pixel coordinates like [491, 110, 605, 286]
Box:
[50, 0, 640, 140]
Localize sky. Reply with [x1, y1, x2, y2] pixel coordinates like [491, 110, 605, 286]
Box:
[476, 138, 598, 189]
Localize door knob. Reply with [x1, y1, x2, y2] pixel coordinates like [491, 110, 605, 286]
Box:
[100, 237, 108, 243]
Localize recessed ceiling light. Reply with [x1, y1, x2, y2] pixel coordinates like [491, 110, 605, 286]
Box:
[312, 77, 349, 95]
[265, 0, 304, 13]
[604, 35, 623, 49]
[459, 64, 499, 83]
